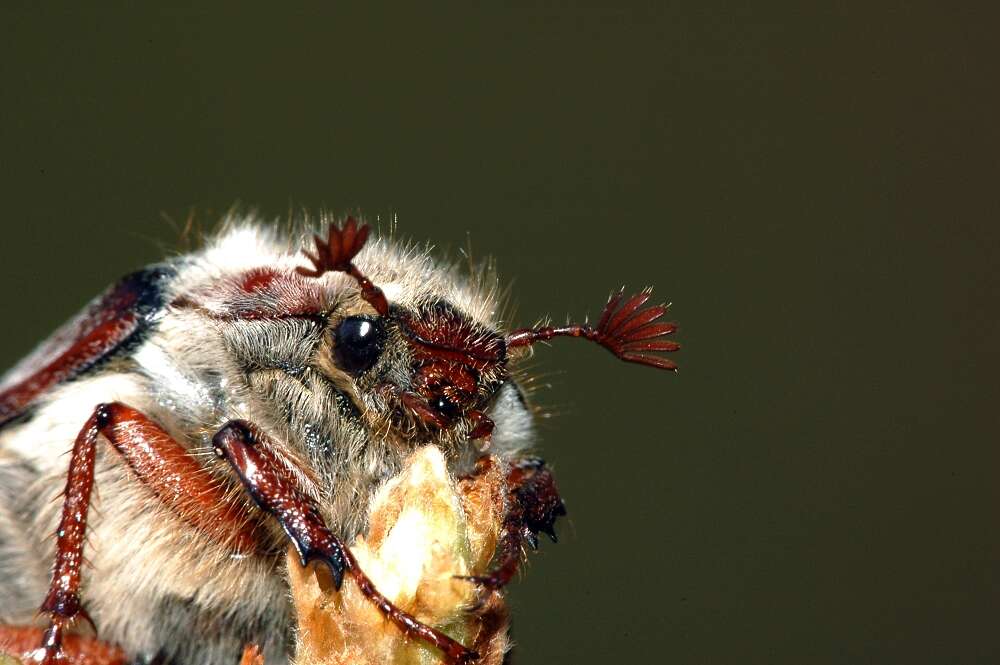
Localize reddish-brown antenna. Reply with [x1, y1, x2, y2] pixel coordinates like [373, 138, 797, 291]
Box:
[297, 217, 389, 316]
[506, 288, 679, 370]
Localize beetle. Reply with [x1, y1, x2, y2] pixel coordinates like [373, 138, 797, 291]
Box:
[0, 214, 678, 664]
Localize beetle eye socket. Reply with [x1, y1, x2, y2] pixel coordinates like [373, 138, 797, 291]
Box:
[333, 316, 385, 374]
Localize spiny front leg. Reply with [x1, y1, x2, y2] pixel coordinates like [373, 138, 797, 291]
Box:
[32, 402, 260, 665]
[212, 421, 479, 665]
[458, 457, 567, 591]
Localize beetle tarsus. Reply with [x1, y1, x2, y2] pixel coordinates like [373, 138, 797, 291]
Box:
[457, 457, 567, 593]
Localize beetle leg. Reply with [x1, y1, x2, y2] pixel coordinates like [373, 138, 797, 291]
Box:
[213, 421, 479, 665]
[0, 625, 127, 665]
[238, 643, 264, 665]
[31, 403, 260, 665]
[465, 410, 495, 442]
[457, 457, 567, 591]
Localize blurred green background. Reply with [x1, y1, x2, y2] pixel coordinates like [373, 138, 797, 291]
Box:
[1, 4, 997, 663]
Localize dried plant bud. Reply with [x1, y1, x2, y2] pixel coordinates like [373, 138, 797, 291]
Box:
[289, 446, 509, 665]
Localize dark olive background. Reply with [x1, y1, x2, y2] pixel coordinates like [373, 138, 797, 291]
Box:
[1, 4, 998, 664]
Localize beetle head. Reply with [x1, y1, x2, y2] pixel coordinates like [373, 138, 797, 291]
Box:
[298, 217, 678, 445]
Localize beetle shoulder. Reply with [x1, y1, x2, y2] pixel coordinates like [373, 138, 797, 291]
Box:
[0, 265, 176, 428]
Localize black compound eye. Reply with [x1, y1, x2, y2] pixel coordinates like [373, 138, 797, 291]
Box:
[332, 316, 385, 374]
[432, 395, 461, 420]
